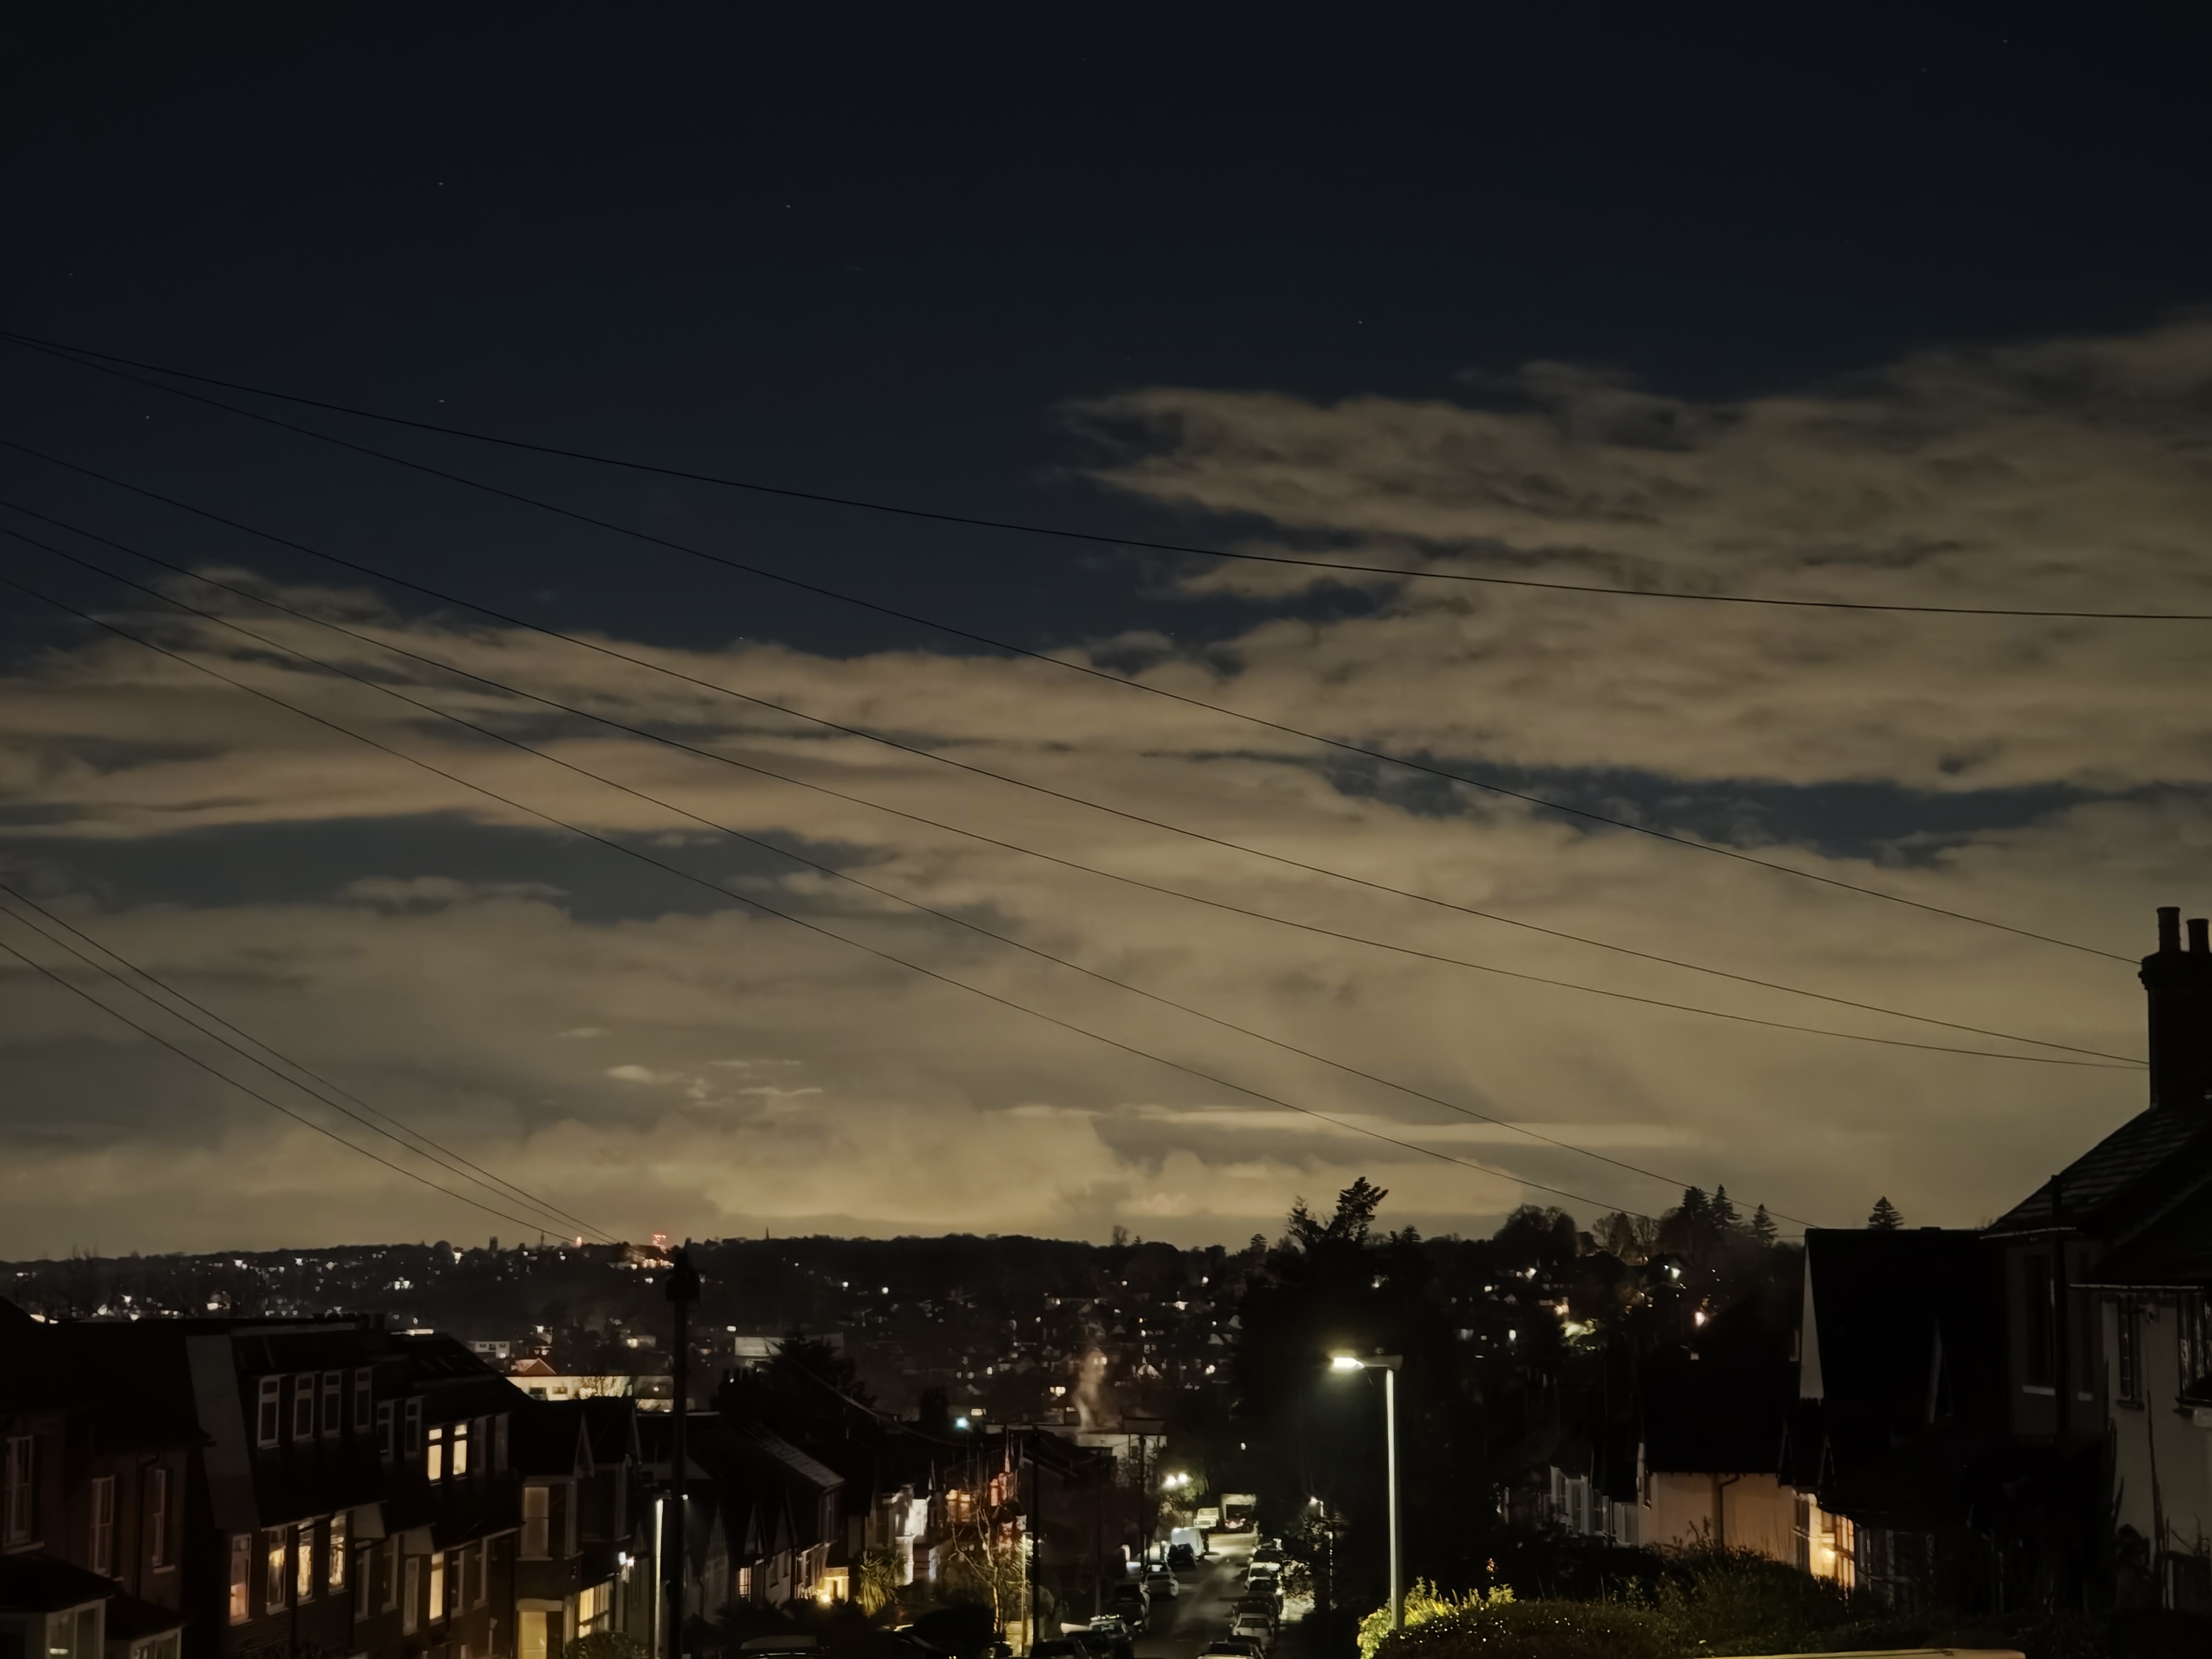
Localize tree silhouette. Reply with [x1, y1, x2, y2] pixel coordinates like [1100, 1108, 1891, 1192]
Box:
[1750, 1205, 1778, 1245]
[1710, 1186, 1741, 1232]
[1867, 1196, 1904, 1231]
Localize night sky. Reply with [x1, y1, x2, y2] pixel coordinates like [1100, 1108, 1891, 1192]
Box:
[4, 9, 2209, 1255]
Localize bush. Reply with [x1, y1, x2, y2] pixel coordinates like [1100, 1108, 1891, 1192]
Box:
[1642, 1545, 1854, 1653]
[1370, 1593, 1672, 1659]
[565, 1636, 650, 1659]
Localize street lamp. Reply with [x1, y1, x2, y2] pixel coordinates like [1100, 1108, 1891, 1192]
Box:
[1328, 1351, 1403, 1633]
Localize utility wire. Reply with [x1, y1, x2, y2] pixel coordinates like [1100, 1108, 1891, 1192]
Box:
[0, 413, 2132, 966]
[9, 329, 2212, 624]
[30, 531, 2095, 1223]
[0, 495, 2135, 1064]
[2, 567, 1681, 1222]
[0, 932, 586, 1239]
[0, 879, 616, 1243]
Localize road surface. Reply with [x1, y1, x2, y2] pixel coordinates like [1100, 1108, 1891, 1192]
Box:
[1134, 1533, 1308, 1659]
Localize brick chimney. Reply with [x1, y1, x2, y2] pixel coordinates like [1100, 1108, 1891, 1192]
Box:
[2141, 906, 2212, 1111]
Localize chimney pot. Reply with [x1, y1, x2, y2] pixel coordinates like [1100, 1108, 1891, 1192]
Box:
[2192, 918, 2210, 955]
[2159, 907, 2182, 953]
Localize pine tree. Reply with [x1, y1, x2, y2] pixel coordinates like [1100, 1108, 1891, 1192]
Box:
[1867, 1196, 1904, 1231]
[1680, 1186, 1710, 1225]
[1751, 1205, 1778, 1245]
[1711, 1186, 1741, 1231]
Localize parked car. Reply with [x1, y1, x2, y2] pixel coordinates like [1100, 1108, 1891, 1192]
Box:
[1230, 1615, 1274, 1651]
[1085, 1618, 1135, 1659]
[1168, 1542, 1198, 1571]
[1204, 1642, 1264, 1659]
[1142, 1569, 1180, 1600]
[1251, 1546, 1285, 1566]
[1233, 1595, 1280, 1630]
[1109, 1581, 1150, 1617]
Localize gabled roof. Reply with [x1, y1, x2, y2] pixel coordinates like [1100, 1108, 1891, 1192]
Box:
[1986, 1108, 2212, 1239]
[0, 1553, 121, 1614]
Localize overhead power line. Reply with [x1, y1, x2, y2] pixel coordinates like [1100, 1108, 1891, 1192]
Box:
[18, 532, 2127, 1226]
[9, 329, 2212, 624]
[0, 880, 615, 1244]
[0, 494, 2136, 1064]
[0, 511, 2141, 1079]
[0, 932, 589, 1240]
[2, 567, 1685, 1223]
[0, 416, 2133, 967]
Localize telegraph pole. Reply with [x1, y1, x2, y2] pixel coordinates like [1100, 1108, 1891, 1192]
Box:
[664, 1247, 700, 1659]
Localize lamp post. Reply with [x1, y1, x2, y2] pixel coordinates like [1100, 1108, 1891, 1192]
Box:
[1329, 1352, 1403, 1633]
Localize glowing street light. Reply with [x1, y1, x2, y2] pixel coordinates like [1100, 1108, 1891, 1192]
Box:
[1328, 1352, 1404, 1633]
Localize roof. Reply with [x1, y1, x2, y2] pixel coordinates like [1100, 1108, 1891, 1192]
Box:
[0, 1553, 121, 1614]
[2080, 1182, 2212, 1286]
[1986, 1107, 2212, 1238]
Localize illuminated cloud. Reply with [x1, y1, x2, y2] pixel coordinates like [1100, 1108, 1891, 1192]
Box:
[2, 321, 2203, 1254]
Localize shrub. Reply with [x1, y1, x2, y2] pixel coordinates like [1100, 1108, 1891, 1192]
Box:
[1369, 1591, 1671, 1659]
[565, 1636, 650, 1659]
[1643, 1545, 1854, 1654]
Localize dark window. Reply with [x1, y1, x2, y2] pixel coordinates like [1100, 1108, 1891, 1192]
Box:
[257, 1378, 282, 1448]
[2117, 1299, 2142, 1404]
[353, 1368, 375, 1435]
[322, 1372, 342, 1439]
[2182, 1294, 2209, 1395]
[291, 1374, 316, 1442]
[2024, 1253, 2055, 1387]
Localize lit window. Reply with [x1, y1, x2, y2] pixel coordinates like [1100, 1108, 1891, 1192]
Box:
[328, 1512, 349, 1591]
[90, 1476, 116, 1576]
[266, 1530, 289, 1614]
[257, 1379, 282, 1449]
[451, 1422, 469, 1479]
[428, 1425, 446, 1483]
[297, 1521, 316, 1601]
[229, 1534, 252, 1622]
[322, 1373, 343, 1439]
[291, 1375, 316, 1442]
[429, 1552, 446, 1624]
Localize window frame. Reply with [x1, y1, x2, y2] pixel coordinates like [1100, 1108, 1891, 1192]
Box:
[2117, 1297, 2143, 1405]
[291, 1373, 317, 1442]
[428, 1424, 446, 1484]
[146, 1467, 170, 1570]
[265, 1528, 289, 1615]
[521, 1485, 549, 1559]
[381, 1538, 400, 1614]
[89, 1475, 116, 1577]
[256, 1378, 282, 1449]
[402, 1555, 420, 1635]
[328, 1511, 349, 1592]
[451, 1420, 470, 1479]
[4, 1433, 35, 1547]
[353, 1367, 375, 1435]
[376, 1400, 395, 1466]
[321, 1373, 343, 1440]
[296, 1520, 316, 1603]
[404, 1398, 423, 1458]
[228, 1534, 252, 1623]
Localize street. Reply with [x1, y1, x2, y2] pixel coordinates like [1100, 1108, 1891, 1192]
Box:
[1131, 1533, 1321, 1659]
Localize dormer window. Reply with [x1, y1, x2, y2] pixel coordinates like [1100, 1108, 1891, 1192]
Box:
[257, 1378, 282, 1448]
[353, 1368, 375, 1435]
[291, 1374, 316, 1441]
[321, 1373, 342, 1439]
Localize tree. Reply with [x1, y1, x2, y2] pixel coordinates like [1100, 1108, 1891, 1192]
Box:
[1285, 1178, 1390, 1251]
[1867, 1196, 1904, 1231]
[1710, 1186, 1741, 1232]
[1750, 1205, 1778, 1245]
